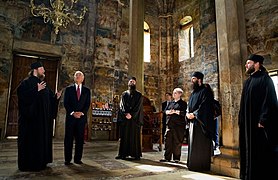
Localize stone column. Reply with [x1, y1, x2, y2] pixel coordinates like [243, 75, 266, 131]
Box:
[212, 0, 248, 178]
[158, 14, 174, 95]
[166, 15, 174, 92]
[129, 0, 144, 93]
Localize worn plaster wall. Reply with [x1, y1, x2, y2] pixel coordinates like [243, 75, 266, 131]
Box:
[244, 0, 278, 70]
[0, 0, 95, 139]
[0, 4, 14, 138]
[93, 0, 129, 105]
[173, 0, 219, 101]
[144, 0, 160, 110]
[0, 0, 277, 141]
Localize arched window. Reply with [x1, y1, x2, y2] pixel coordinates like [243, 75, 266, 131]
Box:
[179, 16, 194, 62]
[144, 21, 151, 63]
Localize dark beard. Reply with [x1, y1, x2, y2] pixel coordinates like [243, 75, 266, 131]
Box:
[192, 81, 199, 90]
[246, 65, 255, 75]
[128, 85, 136, 94]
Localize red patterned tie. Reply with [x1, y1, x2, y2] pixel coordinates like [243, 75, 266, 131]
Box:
[77, 85, 80, 100]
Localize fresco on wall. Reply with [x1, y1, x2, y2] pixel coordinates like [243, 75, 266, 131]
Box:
[15, 17, 60, 44]
[22, 18, 51, 42]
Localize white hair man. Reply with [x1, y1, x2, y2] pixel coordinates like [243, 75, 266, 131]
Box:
[160, 88, 187, 163]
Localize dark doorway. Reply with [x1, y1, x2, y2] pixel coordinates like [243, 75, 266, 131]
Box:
[6, 53, 59, 137]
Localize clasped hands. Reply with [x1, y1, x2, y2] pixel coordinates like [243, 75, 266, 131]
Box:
[186, 113, 195, 120]
[166, 109, 180, 115]
[73, 112, 84, 119]
[126, 113, 132, 119]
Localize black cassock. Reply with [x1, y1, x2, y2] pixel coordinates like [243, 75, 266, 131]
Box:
[187, 84, 214, 171]
[239, 70, 278, 180]
[17, 75, 59, 171]
[117, 90, 143, 159]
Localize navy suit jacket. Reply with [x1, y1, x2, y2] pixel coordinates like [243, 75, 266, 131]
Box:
[64, 84, 91, 122]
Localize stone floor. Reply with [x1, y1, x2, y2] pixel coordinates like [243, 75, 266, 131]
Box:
[0, 139, 239, 180]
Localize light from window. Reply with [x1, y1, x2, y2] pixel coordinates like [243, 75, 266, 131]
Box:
[179, 16, 194, 62]
[270, 73, 278, 100]
[144, 22, 151, 63]
[179, 26, 194, 62]
[190, 27, 194, 58]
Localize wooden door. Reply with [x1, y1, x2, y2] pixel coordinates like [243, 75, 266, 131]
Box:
[6, 54, 59, 137]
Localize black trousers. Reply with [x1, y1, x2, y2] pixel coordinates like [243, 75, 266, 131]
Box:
[164, 125, 185, 161]
[64, 118, 86, 162]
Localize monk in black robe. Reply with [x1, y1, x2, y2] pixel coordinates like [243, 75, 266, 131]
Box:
[115, 77, 143, 160]
[17, 62, 61, 171]
[239, 54, 278, 180]
[186, 71, 214, 172]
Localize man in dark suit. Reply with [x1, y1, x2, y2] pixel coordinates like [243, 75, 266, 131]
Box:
[63, 71, 91, 165]
[162, 92, 172, 142]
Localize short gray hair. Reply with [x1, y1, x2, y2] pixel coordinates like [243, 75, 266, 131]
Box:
[74, 71, 84, 77]
[173, 88, 183, 94]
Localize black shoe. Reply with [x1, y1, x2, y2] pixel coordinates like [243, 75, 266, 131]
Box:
[159, 159, 170, 162]
[174, 160, 179, 163]
[64, 161, 73, 165]
[115, 156, 126, 160]
[115, 156, 122, 159]
[134, 157, 141, 160]
[74, 160, 83, 164]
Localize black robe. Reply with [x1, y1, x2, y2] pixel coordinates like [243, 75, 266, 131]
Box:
[239, 70, 278, 180]
[187, 84, 214, 171]
[17, 75, 59, 171]
[117, 90, 143, 159]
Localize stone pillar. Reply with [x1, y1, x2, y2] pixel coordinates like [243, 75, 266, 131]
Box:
[158, 14, 174, 95]
[129, 0, 144, 93]
[212, 0, 247, 178]
[166, 15, 174, 92]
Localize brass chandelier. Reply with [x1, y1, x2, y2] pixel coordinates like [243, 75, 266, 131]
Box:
[30, 0, 87, 34]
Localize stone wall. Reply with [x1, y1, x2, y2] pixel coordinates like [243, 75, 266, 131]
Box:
[0, 0, 95, 139]
[244, 0, 278, 70]
[0, 5, 14, 138]
[173, 0, 219, 101]
[0, 0, 277, 141]
[93, 0, 122, 103]
[0, 1, 31, 139]
[144, 0, 160, 110]
[143, 0, 219, 109]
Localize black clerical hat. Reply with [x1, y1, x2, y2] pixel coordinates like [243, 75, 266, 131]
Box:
[129, 76, 137, 81]
[247, 54, 264, 64]
[192, 71, 204, 80]
[30, 61, 43, 69]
